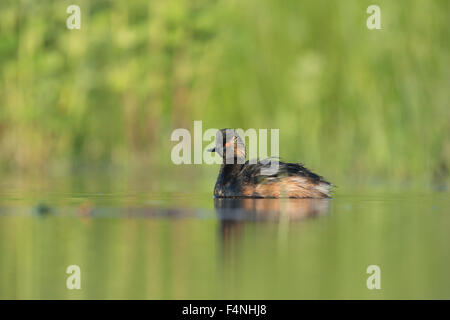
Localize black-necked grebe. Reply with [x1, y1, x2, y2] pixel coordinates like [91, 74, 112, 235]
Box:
[208, 129, 332, 198]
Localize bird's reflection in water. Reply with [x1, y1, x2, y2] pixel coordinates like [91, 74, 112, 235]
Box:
[214, 198, 330, 263]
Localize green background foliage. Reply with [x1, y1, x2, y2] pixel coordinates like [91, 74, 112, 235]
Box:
[0, 0, 449, 186]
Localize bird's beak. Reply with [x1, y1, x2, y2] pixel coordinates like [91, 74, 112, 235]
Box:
[207, 147, 216, 152]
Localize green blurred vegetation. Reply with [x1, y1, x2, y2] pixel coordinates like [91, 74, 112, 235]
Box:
[0, 0, 449, 184]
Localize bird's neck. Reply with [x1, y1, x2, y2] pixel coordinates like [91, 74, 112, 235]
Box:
[218, 157, 244, 180]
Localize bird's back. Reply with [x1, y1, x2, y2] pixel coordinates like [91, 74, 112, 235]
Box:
[215, 159, 332, 198]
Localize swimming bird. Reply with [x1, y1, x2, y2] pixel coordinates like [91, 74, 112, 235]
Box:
[208, 129, 332, 198]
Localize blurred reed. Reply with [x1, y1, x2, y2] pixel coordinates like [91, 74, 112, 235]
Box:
[0, 0, 448, 186]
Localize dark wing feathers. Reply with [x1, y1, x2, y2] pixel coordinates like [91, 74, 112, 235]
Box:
[241, 159, 331, 185]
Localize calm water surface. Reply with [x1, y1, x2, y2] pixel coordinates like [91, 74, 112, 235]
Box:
[0, 177, 449, 299]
